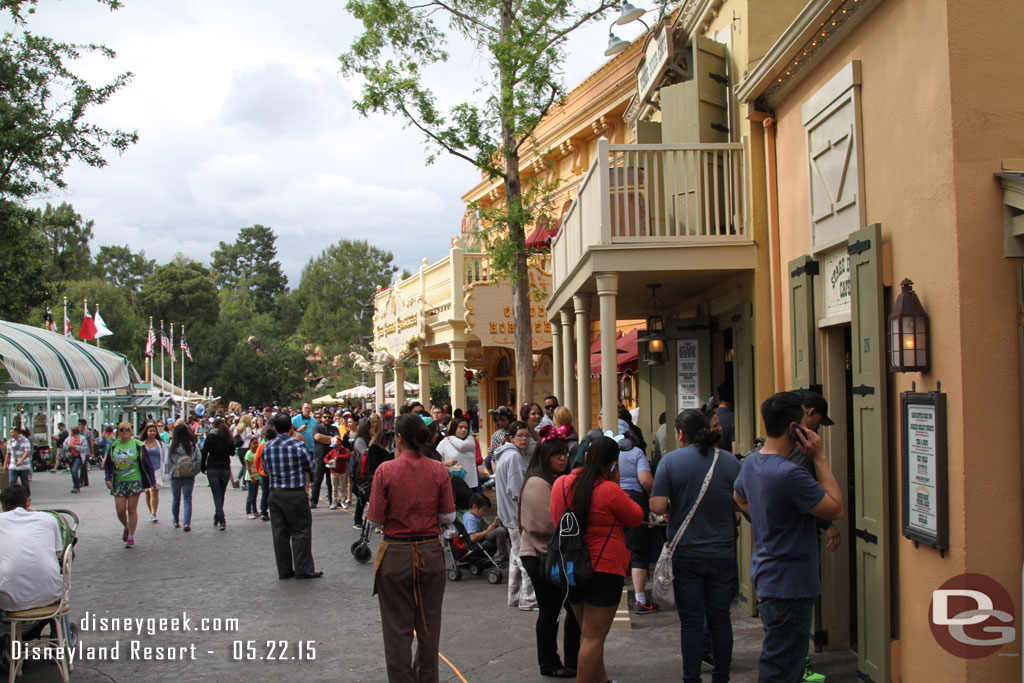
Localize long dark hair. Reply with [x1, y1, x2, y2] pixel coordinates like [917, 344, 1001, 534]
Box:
[675, 409, 719, 455]
[570, 436, 618, 530]
[394, 413, 429, 455]
[170, 423, 196, 455]
[355, 417, 373, 445]
[525, 437, 567, 486]
[213, 418, 231, 444]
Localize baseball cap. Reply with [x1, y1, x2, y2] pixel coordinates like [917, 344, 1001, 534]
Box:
[800, 390, 835, 427]
[488, 406, 514, 419]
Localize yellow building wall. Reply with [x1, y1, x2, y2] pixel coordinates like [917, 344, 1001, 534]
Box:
[770, 0, 1024, 680]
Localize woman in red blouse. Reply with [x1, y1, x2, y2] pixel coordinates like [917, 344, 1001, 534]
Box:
[550, 436, 643, 683]
[367, 413, 456, 682]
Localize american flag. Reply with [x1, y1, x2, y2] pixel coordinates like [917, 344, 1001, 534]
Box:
[180, 330, 193, 362]
[162, 325, 176, 361]
[145, 323, 156, 357]
[45, 307, 57, 333]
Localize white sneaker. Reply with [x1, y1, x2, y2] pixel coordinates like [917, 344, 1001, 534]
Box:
[247, 514, 256, 519]
[149, 514, 157, 523]
[341, 501, 348, 509]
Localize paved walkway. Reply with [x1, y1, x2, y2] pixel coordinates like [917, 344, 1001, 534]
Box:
[7, 470, 858, 682]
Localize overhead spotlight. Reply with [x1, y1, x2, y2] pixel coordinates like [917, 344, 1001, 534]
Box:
[616, 2, 647, 25]
[604, 30, 630, 57]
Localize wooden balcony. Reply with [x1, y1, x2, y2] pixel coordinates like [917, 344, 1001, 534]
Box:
[548, 139, 757, 317]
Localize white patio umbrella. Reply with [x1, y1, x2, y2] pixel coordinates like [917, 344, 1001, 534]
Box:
[383, 380, 419, 396]
[337, 385, 375, 399]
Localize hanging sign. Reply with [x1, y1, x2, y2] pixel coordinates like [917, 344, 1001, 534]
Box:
[901, 390, 948, 551]
[465, 265, 553, 350]
[676, 339, 700, 410]
[372, 288, 425, 361]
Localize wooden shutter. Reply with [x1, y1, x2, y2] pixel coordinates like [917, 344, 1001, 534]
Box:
[789, 254, 818, 390]
[848, 224, 891, 683]
[731, 302, 757, 615]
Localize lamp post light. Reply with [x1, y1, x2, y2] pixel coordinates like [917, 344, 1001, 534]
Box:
[604, 2, 649, 57]
[888, 279, 929, 372]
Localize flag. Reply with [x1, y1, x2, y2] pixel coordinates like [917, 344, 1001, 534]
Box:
[162, 325, 176, 361]
[78, 302, 97, 341]
[93, 306, 113, 338]
[180, 329, 193, 362]
[145, 322, 156, 357]
[63, 300, 72, 338]
[44, 307, 57, 333]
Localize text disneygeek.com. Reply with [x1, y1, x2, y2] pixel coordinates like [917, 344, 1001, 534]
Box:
[11, 611, 316, 663]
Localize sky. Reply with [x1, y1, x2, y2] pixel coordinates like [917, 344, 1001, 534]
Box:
[15, 0, 641, 286]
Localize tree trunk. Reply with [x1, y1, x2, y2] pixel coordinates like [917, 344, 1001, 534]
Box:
[499, 3, 534, 408]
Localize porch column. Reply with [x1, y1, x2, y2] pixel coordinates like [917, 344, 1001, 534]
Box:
[394, 363, 406, 408]
[418, 351, 431, 406]
[449, 342, 467, 414]
[560, 308, 576, 421]
[596, 272, 619, 433]
[573, 294, 592, 431]
[374, 370, 386, 413]
[551, 322, 563, 404]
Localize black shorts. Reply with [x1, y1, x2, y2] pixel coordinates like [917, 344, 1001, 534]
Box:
[569, 571, 625, 608]
[623, 488, 651, 569]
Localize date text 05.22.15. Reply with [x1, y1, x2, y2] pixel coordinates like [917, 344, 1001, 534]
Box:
[232, 640, 316, 661]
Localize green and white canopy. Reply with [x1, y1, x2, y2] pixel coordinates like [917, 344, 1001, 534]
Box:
[0, 320, 141, 390]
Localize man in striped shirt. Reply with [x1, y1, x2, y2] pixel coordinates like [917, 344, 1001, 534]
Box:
[262, 413, 321, 580]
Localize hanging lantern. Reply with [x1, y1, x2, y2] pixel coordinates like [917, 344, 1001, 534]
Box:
[637, 283, 667, 366]
[888, 279, 929, 372]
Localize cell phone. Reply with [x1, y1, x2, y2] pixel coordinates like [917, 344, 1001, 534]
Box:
[788, 423, 804, 441]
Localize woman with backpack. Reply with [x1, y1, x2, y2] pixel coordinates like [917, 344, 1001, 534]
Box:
[550, 436, 643, 683]
[165, 423, 201, 531]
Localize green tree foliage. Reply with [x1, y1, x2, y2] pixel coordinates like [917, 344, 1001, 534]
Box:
[296, 239, 397, 352]
[0, 200, 52, 321]
[94, 244, 156, 299]
[215, 336, 310, 407]
[137, 257, 220, 331]
[0, 8, 137, 200]
[61, 277, 144, 360]
[340, 0, 620, 402]
[30, 202, 94, 281]
[210, 225, 288, 315]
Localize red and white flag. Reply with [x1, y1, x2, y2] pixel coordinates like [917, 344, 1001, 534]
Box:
[161, 325, 175, 361]
[78, 301, 97, 341]
[145, 322, 156, 358]
[180, 330, 193, 362]
[44, 307, 57, 333]
[63, 300, 72, 337]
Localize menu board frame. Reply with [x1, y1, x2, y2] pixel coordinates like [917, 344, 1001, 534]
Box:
[900, 390, 948, 551]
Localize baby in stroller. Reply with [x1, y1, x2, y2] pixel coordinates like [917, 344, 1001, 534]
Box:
[444, 493, 508, 584]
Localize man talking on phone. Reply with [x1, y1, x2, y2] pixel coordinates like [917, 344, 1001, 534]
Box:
[733, 391, 843, 683]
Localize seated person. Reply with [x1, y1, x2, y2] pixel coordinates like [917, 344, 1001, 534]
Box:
[0, 485, 63, 613]
[461, 493, 509, 564]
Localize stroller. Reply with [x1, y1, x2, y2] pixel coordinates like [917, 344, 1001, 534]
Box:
[0, 509, 79, 680]
[349, 477, 373, 563]
[443, 512, 503, 584]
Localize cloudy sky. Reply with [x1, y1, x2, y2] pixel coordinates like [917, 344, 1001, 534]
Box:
[17, 0, 633, 286]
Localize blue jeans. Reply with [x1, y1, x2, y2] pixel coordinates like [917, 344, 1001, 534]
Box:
[206, 468, 230, 525]
[245, 480, 259, 515]
[170, 477, 195, 525]
[69, 458, 82, 491]
[672, 554, 737, 683]
[756, 597, 814, 683]
[8, 469, 30, 496]
[259, 477, 269, 516]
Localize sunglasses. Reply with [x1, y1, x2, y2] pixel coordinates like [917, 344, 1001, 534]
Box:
[118, 428, 131, 433]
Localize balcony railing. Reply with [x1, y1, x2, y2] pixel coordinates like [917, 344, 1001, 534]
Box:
[552, 139, 748, 281]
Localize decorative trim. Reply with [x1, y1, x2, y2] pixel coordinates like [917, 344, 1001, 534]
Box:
[735, 0, 882, 109]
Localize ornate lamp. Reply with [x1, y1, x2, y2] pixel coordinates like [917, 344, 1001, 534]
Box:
[638, 284, 667, 366]
[888, 279, 929, 372]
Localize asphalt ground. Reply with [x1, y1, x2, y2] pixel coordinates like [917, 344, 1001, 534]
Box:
[6, 469, 858, 682]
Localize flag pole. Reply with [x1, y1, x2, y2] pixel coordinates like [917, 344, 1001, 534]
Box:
[63, 296, 68, 336]
[159, 320, 165, 396]
[170, 322, 176, 417]
[181, 325, 187, 419]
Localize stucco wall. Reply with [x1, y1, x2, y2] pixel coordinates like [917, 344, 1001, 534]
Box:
[769, 0, 1023, 679]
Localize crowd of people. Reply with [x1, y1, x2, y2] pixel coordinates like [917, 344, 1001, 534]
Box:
[2, 385, 842, 683]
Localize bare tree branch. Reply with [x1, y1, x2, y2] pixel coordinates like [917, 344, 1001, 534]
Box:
[398, 104, 506, 179]
[409, 0, 499, 33]
[514, 84, 559, 153]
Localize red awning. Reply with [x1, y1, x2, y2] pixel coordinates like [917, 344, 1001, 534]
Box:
[525, 217, 561, 249]
[584, 329, 639, 375]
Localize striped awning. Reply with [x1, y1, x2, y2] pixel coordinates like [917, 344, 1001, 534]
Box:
[0, 320, 141, 390]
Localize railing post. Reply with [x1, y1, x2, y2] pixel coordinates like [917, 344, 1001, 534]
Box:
[597, 138, 612, 244]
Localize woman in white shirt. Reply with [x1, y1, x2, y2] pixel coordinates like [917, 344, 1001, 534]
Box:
[437, 416, 479, 491]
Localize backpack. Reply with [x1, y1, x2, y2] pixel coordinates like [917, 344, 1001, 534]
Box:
[175, 445, 196, 478]
[544, 480, 613, 589]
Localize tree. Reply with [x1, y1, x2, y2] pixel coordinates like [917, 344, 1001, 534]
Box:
[94, 244, 156, 299]
[340, 0, 622, 403]
[0, 1, 137, 200]
[215, 335, 309, 407]
[60, 277, 145, 361]
[210, 225, 288, 315]
[0, 200, 52, 321]
[30, 202, 94, 281]
[296, 239, 397, 352]
[137, 258, 220, 332]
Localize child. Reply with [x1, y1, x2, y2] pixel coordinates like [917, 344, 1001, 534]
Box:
[462, 493, 509, 564]
[244, 437, 261, 519]
[325, 442, 350, 510]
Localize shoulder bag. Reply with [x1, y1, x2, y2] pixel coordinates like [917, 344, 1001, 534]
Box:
[651, 448, 720, 608]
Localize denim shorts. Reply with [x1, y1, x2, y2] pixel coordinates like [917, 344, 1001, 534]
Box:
[569, 571, 625, 608]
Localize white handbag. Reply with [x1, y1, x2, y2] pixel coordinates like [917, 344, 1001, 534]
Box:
[651, 449, 720, 608]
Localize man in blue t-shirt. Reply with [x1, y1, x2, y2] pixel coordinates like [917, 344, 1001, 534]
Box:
[291, 403, 316, 453]
[733, 391, 843, 683]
